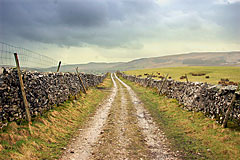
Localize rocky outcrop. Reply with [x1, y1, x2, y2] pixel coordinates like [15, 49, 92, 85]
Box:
[118, 72, 240, 125]
[0, 68, 107, 128]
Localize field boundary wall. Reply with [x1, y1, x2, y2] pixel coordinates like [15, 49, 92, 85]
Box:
[118, 72, 240, 125]
[0, 68, 107, 128]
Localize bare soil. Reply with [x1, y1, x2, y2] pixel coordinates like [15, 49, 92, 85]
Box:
[60, 73, 180, 160]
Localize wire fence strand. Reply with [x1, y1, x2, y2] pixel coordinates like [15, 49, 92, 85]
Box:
[0, 42, 59, 71]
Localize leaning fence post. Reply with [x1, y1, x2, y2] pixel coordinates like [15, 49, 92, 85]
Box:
[185, 74, 189, 83]
[222, 84, 239, 128]
[158, 74, 169, 95]
[76, 67, 87, 94]
[14, 53, 32, 134]
[149, 72, 154, 87]
[84, 74, 89, 90]
[57, 61, 61, 72]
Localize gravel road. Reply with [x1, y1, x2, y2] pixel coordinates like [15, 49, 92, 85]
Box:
[60, 73, 180, 160]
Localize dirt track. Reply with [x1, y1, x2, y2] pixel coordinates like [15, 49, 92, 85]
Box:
[60, 73, 179, 160]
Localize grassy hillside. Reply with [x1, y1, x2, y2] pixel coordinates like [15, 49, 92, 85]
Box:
[48, 62, 123, 73]
[3, 52, 239, 73]
[116, 52, 240, 70]
[35, 51, 240, 73]
[124, 66, 240, 84]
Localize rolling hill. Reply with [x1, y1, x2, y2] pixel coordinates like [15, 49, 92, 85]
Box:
[3, 51, 239, 73]
[57, 51, 240, 73]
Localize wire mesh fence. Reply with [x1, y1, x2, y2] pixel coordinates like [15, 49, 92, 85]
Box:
[0, 42, 59, 71]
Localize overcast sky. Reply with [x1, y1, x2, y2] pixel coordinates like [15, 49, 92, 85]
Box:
[0, 0, 240, 64]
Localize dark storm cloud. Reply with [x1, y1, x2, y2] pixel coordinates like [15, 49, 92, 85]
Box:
[0, 0, 160, 47]
[0, 0, 240, 48]
[57, 1, 108, 27]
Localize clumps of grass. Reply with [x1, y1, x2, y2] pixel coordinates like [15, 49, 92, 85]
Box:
[120, 77, 240, 160]
[0, 75, 113, 160]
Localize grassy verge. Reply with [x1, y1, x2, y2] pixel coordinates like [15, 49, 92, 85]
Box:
[119, 76, 240, 160]
[0, 75, 113, 160]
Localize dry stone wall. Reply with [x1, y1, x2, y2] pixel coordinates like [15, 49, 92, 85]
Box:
[118, 72, 240, 125]
[0, 68, 107, 128]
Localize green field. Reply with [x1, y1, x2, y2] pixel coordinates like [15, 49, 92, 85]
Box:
[124, 66, 240, 84]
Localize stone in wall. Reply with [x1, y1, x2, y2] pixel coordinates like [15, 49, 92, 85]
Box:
[0, 68, 107, 128]
[118, 72, 240, 125]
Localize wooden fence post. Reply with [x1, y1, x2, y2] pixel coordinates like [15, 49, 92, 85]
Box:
[185, 74, 189, 83]
[148, 72, 154, 87]
[150, 72, 153, 79]
[76, 67, 87, 94]
[158, 74, 169, 95]
[85, 74, 89, 91]
[14, 53, 32, 134]
[57, 61, 61, 72]
[222, 84, 239, 128]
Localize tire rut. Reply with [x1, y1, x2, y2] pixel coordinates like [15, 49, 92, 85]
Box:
[115, 73, 180, 160]
[90, 76, 148, 160]
[60, 74, 117, 160]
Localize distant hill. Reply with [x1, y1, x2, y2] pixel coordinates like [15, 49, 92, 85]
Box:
[2, 51, 239, 73]
[46, 62, 124, 73]
[115, 51, 240, 70]
[56, 51, 240, 73]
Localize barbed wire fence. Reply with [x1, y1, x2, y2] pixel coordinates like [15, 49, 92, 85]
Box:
[0, 42, 65, 72]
